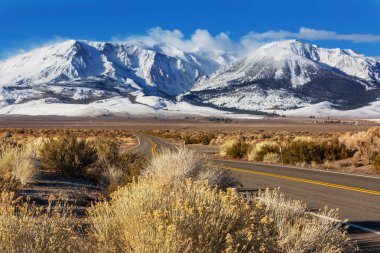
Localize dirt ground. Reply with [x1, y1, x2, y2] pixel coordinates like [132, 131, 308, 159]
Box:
[0, 115, 377, 132]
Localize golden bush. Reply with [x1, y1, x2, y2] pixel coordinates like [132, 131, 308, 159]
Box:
[0, 192, 87, 253]
[88, 178, 278, 253]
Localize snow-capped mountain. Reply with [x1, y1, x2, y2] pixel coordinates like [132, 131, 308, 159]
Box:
[185, 40, 380, 113]
[0, 40, 204, 98]
[0, 39, 379, 117]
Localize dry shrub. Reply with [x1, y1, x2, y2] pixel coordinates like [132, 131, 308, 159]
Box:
[340, 127, 380, 165]
[0, 192, 87, 253]
[86, 148, 358, 253]
[258, 189, 359, 253]
[145, 147, 236, 189]
[262, 152, 280, 163]
[248, 141, 280, 161]
[0, 143, 38, 189]
[219, 139, 249, 159]
[87, 178, 278, 253]
[283, 137, 349, 165]
[373, 155, 380, 173]
[88, 139, 147, 190]
[39, 132, 97, 176]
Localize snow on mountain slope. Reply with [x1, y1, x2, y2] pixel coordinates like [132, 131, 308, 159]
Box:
[264, 40, 380, 85]
[0, 95, 262, 119]
[193, 40, 380, 91]
[283, 100, 380, 118]
[0, 40, 203, 96]
[186, 40, 380, 113]
[0, 39, 379, 118]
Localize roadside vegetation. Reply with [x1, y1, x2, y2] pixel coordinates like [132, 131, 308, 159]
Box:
[217, 127, 380, 174]
[0, 129, 360, 252]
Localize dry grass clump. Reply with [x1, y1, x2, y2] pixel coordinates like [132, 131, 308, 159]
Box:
[258, 189, 359, 253]
[262, 152, 281, 163]
[87, 178, 278, 253]
[0, 142, 39, 189]
[340, 127, 380, 167]
[145, 147, 236, 189]
[0, 192, 87, 253]
[372, 155, 380, 173]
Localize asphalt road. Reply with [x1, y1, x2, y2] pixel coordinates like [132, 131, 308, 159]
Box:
[132, 133, 380, 252]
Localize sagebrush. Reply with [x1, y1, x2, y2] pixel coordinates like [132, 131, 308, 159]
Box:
[39, 132, 97, 176]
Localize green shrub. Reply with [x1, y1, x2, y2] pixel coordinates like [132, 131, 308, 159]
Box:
[184, 136, 199, 145]
[119, 152, 147, 184]
[39, 132, 97, 176]
[248, 141, 280, 161]
[88, 139, 147, 190]
[373, 155, 380, 173]
[283, 138, 349, 165]
[224, 140, 249, 158]
[200, 133, 216, 145]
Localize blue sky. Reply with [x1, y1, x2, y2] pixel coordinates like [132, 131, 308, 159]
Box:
[1, 0, 379, 59]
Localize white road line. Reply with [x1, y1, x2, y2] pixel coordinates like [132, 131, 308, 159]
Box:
[149, 136, 380, 236]
[255, 196, 380, 236]
[124, 134, 141, 152]
[217, 159, 380, 180]
[311, 213, 380, 235]
[152, 137, 380, 180]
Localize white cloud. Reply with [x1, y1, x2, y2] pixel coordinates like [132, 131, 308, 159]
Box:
[119, 27, 246, 65]
[115, 27, 380, 68]
[244, 27, 380, 42]
[0, 36, 68, 60]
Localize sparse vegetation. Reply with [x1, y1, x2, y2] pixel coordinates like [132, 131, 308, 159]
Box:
[0, 128, 362, 252]
[87, 148, 358, 252]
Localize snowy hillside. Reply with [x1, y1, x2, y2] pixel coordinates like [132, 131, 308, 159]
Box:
[186, 40, 380, 113]
[0, 39, 379, 118]
[0, 40, 204, 97]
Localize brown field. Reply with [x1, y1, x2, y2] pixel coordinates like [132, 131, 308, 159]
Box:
[0, 115, 377, 132]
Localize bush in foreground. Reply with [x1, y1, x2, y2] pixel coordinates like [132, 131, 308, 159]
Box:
[0, 147, 359, 252]
[88, 178, 279, 253]
[258, 189, 359, 253]
[0, 192, 86, 253]
[0, 143, 38, 189]
[88, 148, 358, 253]
[39, 132, 97, 176]
[144, 147, 237, 189]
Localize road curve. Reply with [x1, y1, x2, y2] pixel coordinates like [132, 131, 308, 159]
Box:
[131, 134, 380, 252]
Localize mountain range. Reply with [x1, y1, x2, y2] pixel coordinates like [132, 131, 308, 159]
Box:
[0, 39, 379, 118]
